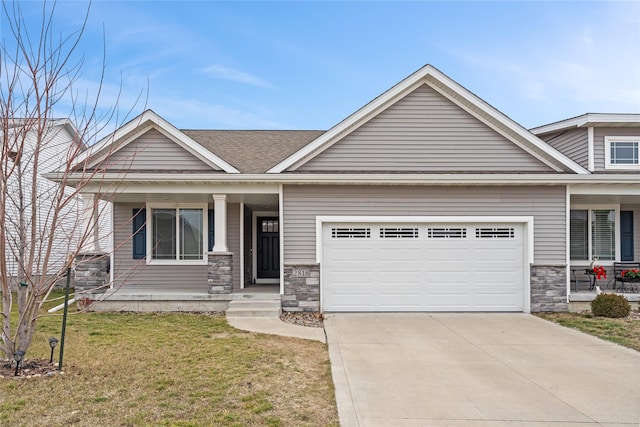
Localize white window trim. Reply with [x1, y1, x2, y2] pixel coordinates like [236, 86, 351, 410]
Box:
[604, 136, 640, 170]
[570, 204, 620, 265]
[146, 203, 208, 266]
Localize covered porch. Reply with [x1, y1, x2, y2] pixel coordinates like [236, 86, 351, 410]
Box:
[75, 183, 285, 310]
[568, 185, 640, 309]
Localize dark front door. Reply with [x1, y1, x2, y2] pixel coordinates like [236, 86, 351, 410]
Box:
[257, 217, 279, 278]
[621, 211, 634, 261]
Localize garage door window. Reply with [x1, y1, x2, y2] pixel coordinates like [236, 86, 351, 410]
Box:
[427, 227, 467, 239]
[380, 227, 419, 238]
[475, 227, 515, 238]
[331, 227, 371, 239]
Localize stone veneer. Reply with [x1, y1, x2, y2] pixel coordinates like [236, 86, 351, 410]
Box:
[208, 253, 233, 294]
[283, 263, 320, 312]
[74, 253, 110, 293]
[530, 264, 568, 312]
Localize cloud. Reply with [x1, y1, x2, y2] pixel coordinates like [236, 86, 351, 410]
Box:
[438, 2, 640, 126]
[202, 64, 273, 89]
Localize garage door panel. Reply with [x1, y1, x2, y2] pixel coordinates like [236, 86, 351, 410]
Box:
[323, 222, 526, 312]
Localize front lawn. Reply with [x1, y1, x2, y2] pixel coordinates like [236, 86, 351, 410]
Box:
[538, 311, 640, 352]
[0, 294, 338, 426]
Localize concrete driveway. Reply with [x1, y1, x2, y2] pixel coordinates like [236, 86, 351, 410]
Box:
[324, 313, 640, 427]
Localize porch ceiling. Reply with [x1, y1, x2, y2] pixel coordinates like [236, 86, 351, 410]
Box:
[572, 194, 640, 205]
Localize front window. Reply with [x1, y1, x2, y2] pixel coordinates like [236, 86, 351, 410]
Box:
[605, 137, 640, 169]
[570, 209, 616, 261]
[149, 205, 206, 263]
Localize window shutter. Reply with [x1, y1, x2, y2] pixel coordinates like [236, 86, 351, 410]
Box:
[208, 209, 214, 251]
[132, 208, 146, 259]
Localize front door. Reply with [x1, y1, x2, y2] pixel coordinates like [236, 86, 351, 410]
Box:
[257, 217, 279, 278]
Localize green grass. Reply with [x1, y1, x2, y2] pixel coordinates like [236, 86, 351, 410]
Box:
[0, 292, 339, 426]
[538, 311, 640, 352]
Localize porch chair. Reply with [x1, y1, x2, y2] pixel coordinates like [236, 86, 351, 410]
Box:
[609, 262, 640, 293]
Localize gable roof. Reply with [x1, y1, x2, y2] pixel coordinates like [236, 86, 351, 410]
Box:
[77, 110, 240, 173]
[183, 130, 323, 173]
[530, 113, 640, 135]
[267, 65, 588, 174]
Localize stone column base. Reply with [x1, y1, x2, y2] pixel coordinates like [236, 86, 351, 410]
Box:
[74, 253, 110, 293]
[283, 264, 320, 312]
[530, 264, 568, 312]
[208, 253, 233, 294]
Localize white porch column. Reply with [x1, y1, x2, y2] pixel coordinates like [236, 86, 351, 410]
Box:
[212, 194, 228, 253]
[80, 193, 101, 252]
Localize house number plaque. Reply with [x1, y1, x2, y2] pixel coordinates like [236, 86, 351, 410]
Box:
[292, 269, 310, 277]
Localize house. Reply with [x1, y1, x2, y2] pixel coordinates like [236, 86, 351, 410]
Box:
[49, 65, 640, 313]
[1, 119, 111, 284]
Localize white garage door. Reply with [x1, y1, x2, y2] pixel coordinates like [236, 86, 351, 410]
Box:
[322, 222, 526, 312]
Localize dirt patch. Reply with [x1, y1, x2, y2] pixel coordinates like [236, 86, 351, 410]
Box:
[280, 311, 324, 328]
[0, 358, 61, 379]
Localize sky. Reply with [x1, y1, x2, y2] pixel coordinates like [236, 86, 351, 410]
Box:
[2, 1, 640, 134]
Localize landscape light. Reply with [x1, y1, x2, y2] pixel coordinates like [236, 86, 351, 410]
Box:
[13, 350, 26, 376]
[48, 337, 59, 363]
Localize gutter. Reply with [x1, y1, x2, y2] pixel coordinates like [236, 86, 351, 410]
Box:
[44, 172, 640, 187]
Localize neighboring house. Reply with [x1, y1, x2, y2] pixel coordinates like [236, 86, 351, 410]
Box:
[2, 120, 81, 281]
[1, 119, 112, 284]
[50, 65, 640, 313]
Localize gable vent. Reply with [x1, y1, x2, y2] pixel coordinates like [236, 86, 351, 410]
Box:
[331, 227, 371, 239]
[380, 227, 419, 239]
[475, 227, 515, 239]
[427, 227, 467, 239]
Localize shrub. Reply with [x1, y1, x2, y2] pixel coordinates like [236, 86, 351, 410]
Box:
[590, 293, 631, 318]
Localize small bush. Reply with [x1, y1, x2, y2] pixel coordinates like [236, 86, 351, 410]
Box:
[590, 293, 631, 318]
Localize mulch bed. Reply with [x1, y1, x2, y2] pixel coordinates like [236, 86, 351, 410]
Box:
[280, 311, 324, 328]
[0, 358, 61, 379]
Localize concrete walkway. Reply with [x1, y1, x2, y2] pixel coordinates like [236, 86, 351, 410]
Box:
[227, 316, 326, 343]
[324, 313, 640, 427]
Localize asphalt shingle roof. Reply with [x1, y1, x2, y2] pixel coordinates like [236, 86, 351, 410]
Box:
[182, 130, 324, 173]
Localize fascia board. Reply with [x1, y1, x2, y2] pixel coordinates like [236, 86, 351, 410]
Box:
[531, 113, 640, 135]
[529, 115, 585, 135]
[77, 110, 240, 173]
[267, 65, 437, 173]
[45, 171, 640, 186]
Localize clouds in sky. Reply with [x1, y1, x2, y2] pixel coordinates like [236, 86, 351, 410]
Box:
[5, 1, 639, 130]
[202, 65, 273, 89]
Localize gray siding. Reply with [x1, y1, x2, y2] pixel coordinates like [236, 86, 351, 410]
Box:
[594, 127, 640, 172]
[539, 129, 588, 169]
[112, 203, 208, 290]
[243, 205, 253, 286]
[297, 84, 553, 172]
[283, 185, 566, 264]
[228, 203, 241, 290]
[106, 128, 218, 171]
[112, 202, 242, 290]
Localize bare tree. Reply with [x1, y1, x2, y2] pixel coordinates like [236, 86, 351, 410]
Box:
[0, 0, 140, 360]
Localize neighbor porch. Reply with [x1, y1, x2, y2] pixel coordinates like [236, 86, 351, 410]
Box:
[568, 186, 640, 310]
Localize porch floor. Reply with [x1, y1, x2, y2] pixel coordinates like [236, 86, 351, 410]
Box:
[83, 283, 279, 300]
[79, 284, 280, 312]
[570, 291, 640, 302]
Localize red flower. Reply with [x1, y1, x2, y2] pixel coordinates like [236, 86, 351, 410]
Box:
[593, 266, 607, 280]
